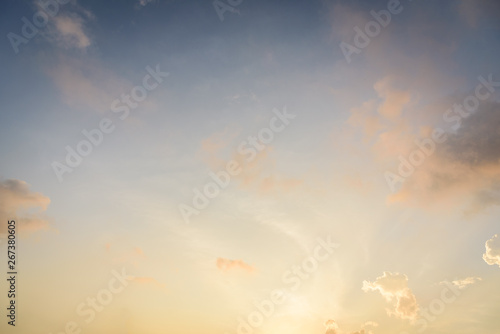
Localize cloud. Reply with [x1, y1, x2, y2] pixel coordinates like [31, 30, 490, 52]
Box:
[38, 5, 138, 115]
[362, 271, 419, 322]
[344, 76, 500, 218]
[441, 101, 500, 167]
[440, 277, 482, 289]
[324, 319, 340, 334]
[0, 179, 51, 233]
[36, 2, 95, 50]
[335, 1, 484, 208]
[46, 56, 131, 113]
[483, 234, 500, 267]
[347, 100, 382, 139]
[216, 257, 255, 273]
[347, 76, 415, 157]
[374, 77, 412, 120]
[52, 14, 91, 49]
[388, 100, 500, 214]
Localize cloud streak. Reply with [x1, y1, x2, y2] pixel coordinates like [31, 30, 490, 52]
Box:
[439, 276, 482, 289]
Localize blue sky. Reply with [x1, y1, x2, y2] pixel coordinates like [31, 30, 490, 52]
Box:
[1, 1, 500, 333]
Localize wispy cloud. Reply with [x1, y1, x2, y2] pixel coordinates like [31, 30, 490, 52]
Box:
[439, 276, 482, 289]
[46, 56, 131, 113]
[52, 15, 91, 49]
[0, 179, 51, 233]
[36, 1, 95, 50]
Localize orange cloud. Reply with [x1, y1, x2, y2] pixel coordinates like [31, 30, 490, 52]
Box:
[348, 76, 415, 158]
[347, 72, 500, 215]
[216, 257, 255, 273]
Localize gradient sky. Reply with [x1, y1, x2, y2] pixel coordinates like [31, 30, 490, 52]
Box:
[1, 0, 500, 333]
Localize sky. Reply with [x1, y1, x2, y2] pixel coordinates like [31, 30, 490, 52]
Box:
[1, 0, 500, 333]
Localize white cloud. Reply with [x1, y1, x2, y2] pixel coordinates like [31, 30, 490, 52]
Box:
[439, 276, 482, 289]
[362, 271, 419, 322]
[483, 234, 500, 267]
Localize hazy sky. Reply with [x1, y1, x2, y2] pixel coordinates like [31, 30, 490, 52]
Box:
[1, 0, 500, 333]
